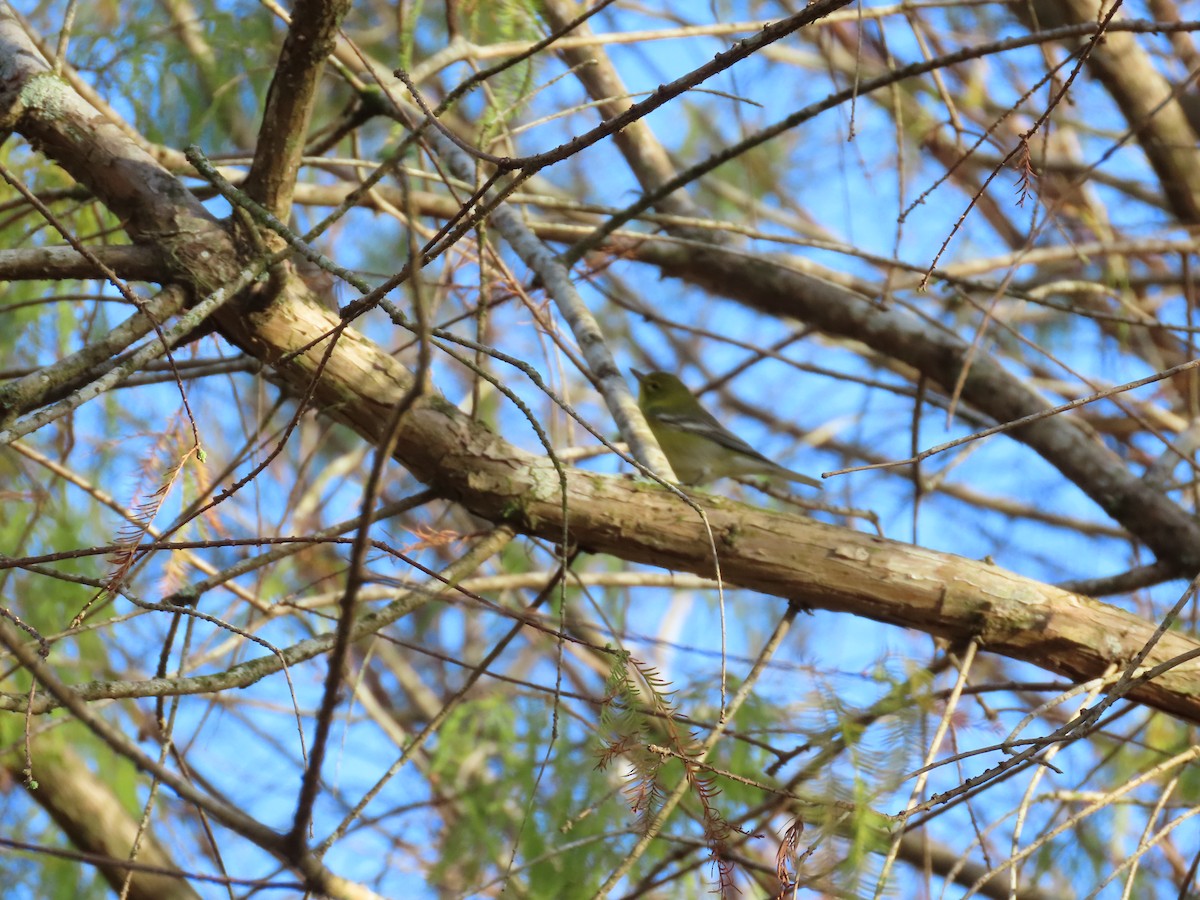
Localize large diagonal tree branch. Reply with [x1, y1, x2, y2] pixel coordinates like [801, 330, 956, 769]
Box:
[0, 15, 238, 281]
[3, 0, 1200, 739]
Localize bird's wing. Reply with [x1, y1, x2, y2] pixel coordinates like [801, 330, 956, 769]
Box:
[652, 409, 770, 462]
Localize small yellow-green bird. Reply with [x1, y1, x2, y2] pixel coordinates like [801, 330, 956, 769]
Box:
[632, 369, 823, 489]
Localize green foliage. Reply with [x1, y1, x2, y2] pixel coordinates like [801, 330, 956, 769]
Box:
[7, 0, 1200, 896]
[395, 0, 427, 70]
[459, 0, 544, 150]
[596, 650, 673, 826]
[462, 0, 542, 45]
[594, 649, 746, 888]
[426, 694, 617, 894]
[0, 830, 107, 900]
[0, 721, 130, 900]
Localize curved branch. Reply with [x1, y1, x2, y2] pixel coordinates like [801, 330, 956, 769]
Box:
[4, 0, 1200, 742]
[633, 238, 1200, 575]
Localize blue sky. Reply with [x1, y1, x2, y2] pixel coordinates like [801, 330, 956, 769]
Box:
[6, 0, 1197, 896]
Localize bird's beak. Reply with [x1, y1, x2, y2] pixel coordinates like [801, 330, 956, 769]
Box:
[631, 368, 647, 382]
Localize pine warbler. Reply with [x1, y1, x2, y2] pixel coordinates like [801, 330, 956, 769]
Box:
[632, 369, 822, 488]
